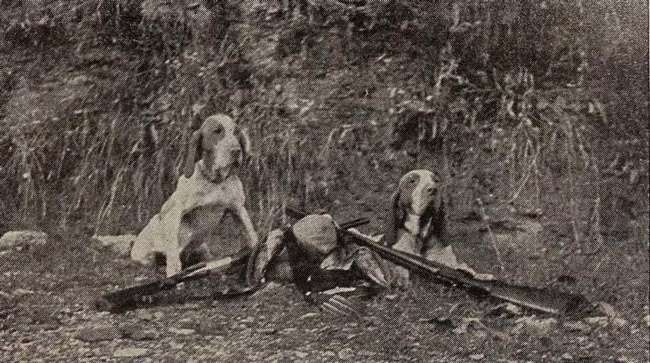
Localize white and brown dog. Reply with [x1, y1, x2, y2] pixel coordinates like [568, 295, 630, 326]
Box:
[130, 114, 259, 277]
[384, 169, 490, 285]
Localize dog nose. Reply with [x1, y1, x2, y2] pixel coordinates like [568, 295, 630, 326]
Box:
[426, 186, 436, 195]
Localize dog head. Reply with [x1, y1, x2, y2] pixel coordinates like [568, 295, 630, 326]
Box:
[183, 114, 251, 180]
[385, 169, 445, 248]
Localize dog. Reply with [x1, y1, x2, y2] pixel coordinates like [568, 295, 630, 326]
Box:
[385, 170, 447, 256]
[384, 169, 446, 285]
[130, 114, 259, 277]
[384, 169, 492, 285]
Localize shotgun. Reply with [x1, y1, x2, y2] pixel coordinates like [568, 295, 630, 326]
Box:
[286, 206, 590, 316]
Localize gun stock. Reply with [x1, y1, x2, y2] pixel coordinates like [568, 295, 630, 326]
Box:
[96, 249, 251, 312]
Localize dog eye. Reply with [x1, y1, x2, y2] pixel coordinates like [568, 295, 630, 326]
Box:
[213, 128, 223, 135]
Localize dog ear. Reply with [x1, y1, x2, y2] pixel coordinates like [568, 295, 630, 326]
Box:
[384, 190, 404, 247]
[421, 191, 447, 249]
[434, 192, 447, 240]
[183, 130, 202, 178]
[237, 127, 252, 163]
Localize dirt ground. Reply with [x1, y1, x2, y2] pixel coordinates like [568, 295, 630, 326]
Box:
[1, 214, 648, 362]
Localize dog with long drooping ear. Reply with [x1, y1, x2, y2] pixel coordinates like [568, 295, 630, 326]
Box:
[384, 169, 492, 285]
[384, 169, 449, 286]
[130, 113, 258, 277]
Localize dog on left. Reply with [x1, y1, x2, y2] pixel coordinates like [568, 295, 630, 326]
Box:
[130, 114, 259, 277]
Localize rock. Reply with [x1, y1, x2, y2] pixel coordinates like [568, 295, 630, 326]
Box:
[299, 312, 318, 320]
[169, 327, 195, 335]
[178, 318, 196, 329]
[77, 325, 121, 342]
[0, 231, 47, 250]
[469, 353, 485, 361]
[40, 324, 60, 331]
[644, 314, 649, 328]
[488, 303, 522, 317]
[295, 351, 308, 359]
[13, 288, 35, 296]
[113, 348, 149, 358]
[135, 310, 154, 321]
[512, 316, 557, 336]
[563, 320, 591, 334]
[92, 234, 135, 257]
[338, 348, 354, 360]
[120, 325, 158, 341]
[561, 353, 573, 360]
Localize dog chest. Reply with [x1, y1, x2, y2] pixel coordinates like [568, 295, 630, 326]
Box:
[178, 204, 244, 255]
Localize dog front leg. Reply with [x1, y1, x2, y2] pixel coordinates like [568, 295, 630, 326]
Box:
[165, 244, 183, 277]
[234, 206, 259, 250]
[391, 233, 419, 288]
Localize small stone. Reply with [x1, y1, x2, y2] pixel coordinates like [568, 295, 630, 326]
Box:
[295, 351, 308, 358]
[14, 288, 34, 296]
[512, 316, 557, 336]
[561, 353, 573, 360]
[0, 231, 47, 250]
[169, 341, 185, 350]
[169, 327, 195, 335]
[121, 325, 157, 341]
[338, 348, 354, 360]
[178, 318, 195, 328]
[563, 320, 591, 334]
[113, 348, 148, 358]
[40, 324, 60, 331]
[299, 313, 318, 320]
[469, 353, 485, 360]
[77, 326, 121, 342]
[135, 310, 154, 321]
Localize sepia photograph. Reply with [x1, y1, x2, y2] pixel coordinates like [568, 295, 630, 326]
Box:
[0, 0, 648, 361]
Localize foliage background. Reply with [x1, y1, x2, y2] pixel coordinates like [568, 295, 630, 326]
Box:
[1, 0, 646, 234]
